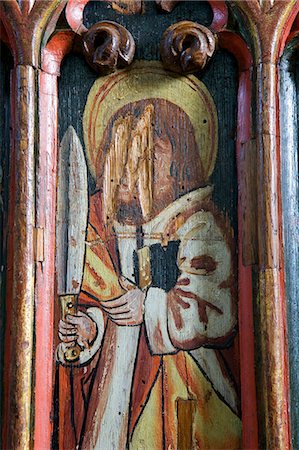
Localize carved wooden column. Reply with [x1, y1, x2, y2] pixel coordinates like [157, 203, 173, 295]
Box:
[0, 2, 66, 448]
[232, 2, 299, 449]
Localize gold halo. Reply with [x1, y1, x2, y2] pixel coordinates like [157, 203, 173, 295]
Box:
[83, 60, 218, 182]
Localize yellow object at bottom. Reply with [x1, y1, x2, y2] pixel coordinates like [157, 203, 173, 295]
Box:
[130, 352, 242, 450]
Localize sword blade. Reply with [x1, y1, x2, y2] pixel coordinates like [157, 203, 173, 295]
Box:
[56, 126, 88, 295]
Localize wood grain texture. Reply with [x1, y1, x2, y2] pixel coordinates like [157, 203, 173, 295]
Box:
[82, 20, 135, 73]
[42, 30, 75, 76]
[5, 1, 299, 449]
[230, 2, 299, 449]
[58, 32, 240, 450]
[0, 0, 67, 66]
[0, 4, 68, 449]
[0, 43, 12, 450]
[56, 126, 88, 295]
[34, 30, 79, 449]
[160, 20, 216, 74]
[3, 65, 35, 450]
[34, 70, 58, 450]
[280, 41, 299, 450]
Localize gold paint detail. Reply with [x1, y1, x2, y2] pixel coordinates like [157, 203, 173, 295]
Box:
[8, 65, 36, 450]
[59, 294, 81, 363]
[176, 398, 196, 450]
[33, 227, 44, 262]
[131, 354, 242, 449]
[137, 246, 152, 290]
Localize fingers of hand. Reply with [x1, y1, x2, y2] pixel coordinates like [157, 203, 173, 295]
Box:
[77, 336, 89, 349]
[59, 320, 77, 335]
[101, 303, 130, 315]
[58, 331, 77, 343]
[99, 297, 128, 309]
[66, 314, 82, 327]
[58, 327, 77, 336]
[59, 319, 76, 330]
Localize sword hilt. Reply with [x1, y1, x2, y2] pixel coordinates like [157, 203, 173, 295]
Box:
[59, 294, 81, 363]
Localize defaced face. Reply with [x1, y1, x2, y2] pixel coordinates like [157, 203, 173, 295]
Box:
[116, 133, 175, 225]
[100, 99, 203, 225]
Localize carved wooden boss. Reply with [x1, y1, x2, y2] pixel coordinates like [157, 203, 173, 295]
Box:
[1, 1, 299, 450]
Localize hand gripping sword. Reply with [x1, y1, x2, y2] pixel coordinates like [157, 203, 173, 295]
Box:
[56, 126, 88, 363]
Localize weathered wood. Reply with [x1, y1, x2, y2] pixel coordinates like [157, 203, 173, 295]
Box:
[3, 65, 35, 450]
[0, 0, 66, 66]
[160, 20, 216, 74]
[218, 29, 259, 449]
[0, 42, 12, 450]
[34, 68, 59, 450]
[82, 20, 135, 73]
[231, 2, 299, 449]
[56, 126, 88, 296]
[3, 1, 299, 449]
[280, 42, 299, 450]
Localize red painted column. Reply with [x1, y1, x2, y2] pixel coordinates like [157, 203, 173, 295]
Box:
[219, 31, 259, 450]
[34, 31, 74, 450]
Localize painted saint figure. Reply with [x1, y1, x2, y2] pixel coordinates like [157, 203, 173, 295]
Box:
[56, 63, 242, 450]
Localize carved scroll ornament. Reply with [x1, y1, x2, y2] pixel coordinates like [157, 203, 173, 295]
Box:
[82, 21, 135, 73]
[160, 21, 216, 74]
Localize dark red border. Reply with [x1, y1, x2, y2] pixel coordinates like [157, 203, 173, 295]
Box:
[219, 30, 259, 450]
[33, 31, 76, 450]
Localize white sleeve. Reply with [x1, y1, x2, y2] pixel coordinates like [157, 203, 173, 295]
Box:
[144, 287, 177, 355]
[144, 210, 236, 354]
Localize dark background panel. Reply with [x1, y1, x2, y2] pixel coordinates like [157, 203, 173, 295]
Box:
[84, 0, 212, 61]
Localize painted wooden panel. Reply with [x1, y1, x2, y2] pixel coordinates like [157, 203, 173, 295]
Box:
[53, 2, 241, 449]
[1, 1, 299, 449]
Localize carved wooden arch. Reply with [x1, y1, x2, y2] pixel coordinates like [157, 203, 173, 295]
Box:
[34, 3, 260, 449]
